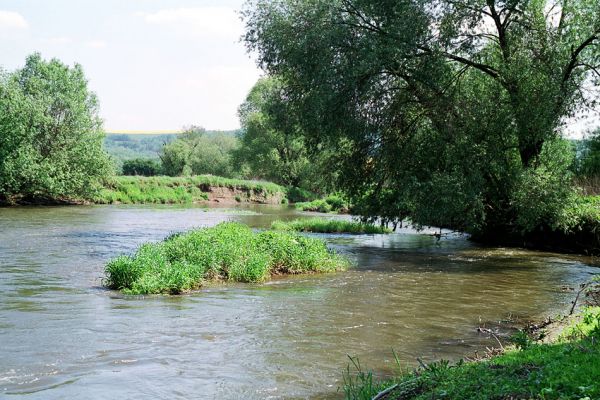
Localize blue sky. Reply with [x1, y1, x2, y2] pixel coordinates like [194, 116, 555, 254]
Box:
[0, 0, 261, 131]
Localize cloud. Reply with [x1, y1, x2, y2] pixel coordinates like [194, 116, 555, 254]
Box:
[137, 7, 241, 38]
[86, 40, 107, 49]
[0, 10, 28, 29]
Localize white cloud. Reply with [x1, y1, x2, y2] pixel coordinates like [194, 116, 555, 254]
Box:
[0, 10, 28, 29]
[137, 7, 241, 38]
[86, 40, 107, 49]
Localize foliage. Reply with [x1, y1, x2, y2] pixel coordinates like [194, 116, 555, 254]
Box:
[271, 218, 391, 234]
[343, 307, 600, 400]
[104, 222, 349, 294]
[103, 133, 176, 171]
[0, 53, 111, 204]
[234, 77, 336, 192]
[243, 0, 600, 241]
[160, 126, 239, 178]
[95, 175, 287, 205]
[122, 158, 161, 176]
[295, 194, 349, 213]
[577, 128, 600, 178]
[286, 186, 319, 203]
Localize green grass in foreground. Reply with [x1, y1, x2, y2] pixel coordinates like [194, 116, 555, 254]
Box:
[94, 175, 286, 204]
[272, 218, 391, 234]
[104, 222, 349, 294]
[344, 306, 600, 400]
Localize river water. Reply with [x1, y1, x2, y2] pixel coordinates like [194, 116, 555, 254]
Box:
[0, 205, 597, 399]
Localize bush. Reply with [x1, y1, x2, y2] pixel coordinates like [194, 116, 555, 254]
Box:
[104, 222, 349, 294]
[295, 194, 349, 213]
[287, 187, 319, 203]
[122, 158, 161, 176]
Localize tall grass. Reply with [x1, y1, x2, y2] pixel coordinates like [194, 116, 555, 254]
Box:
[271, 218, 392, 234]
[95, 175, 286, 204]
[104, 222, 349, 294]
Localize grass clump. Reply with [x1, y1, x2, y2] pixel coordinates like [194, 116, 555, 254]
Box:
[95, 175, 286, 204]
[104, 222, 349, 295]
[295, 194, 349, 213]
[343, 306, 600, 400]
[272, 218, 391, 234]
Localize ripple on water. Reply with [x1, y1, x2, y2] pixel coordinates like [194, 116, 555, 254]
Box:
[0, 204, 597, 399]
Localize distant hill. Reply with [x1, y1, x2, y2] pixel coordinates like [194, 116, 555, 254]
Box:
[103, 130, 240, 172]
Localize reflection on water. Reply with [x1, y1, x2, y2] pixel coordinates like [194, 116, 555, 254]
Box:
[0, 204, 597, 399]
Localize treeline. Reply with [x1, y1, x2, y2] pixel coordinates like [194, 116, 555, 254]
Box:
[0, 54, 335, 205]
[112, 78, 338, 198]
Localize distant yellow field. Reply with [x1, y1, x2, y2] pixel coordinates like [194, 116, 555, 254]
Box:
[106, 130, 181, 135]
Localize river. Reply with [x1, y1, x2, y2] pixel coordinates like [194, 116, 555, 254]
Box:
[0, 205, 597, 399]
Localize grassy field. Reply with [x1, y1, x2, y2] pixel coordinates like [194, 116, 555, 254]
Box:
[343, 306, 600, 400]
[272, 218, 391, 234]
[104, 222, 349, 294]
[94, 175, 286, 204]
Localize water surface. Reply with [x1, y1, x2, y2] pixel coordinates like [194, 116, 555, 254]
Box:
[0, 205, 596, 399]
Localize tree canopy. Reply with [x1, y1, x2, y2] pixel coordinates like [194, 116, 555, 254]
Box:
[243, 0, 600, 238]
[160, 126, 239, 177]
[0, 53, 111, 204]
[234, 76, 335, 192]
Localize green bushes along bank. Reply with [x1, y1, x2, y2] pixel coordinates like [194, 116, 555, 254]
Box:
[272, 218, 391, 234]
[104, 222, 349, 294]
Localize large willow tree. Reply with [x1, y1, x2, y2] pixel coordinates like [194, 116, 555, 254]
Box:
[243, 0, 600, 240]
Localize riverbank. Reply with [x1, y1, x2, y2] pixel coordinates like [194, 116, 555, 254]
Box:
[94, 175, 287, 205]
[468, 195, 600, 255]
[343, 280, 600, 400]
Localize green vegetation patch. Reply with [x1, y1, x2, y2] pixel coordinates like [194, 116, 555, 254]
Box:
[104, 222, 349, 295]
[295, 194, 349, 213]
[344, 307, 600, 400]
[95, 175, 286, 204]
[272, 218, 391, 234]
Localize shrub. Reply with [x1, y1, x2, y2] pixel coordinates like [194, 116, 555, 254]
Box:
[122, 158, 161, 176]
[295, 194, 349, 213]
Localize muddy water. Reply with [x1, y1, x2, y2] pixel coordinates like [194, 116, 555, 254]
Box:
[0, 205, 597, 399]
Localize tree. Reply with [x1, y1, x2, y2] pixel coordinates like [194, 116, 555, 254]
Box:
[160, 126, 239, 177]
[0, 53, 111, 204]
[234, 77, 332, 191]
[243, 0, 600, 239]
[122, 158, 161, 176]
[577, 128, 600, 177]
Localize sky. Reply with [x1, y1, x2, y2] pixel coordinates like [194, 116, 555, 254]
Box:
[0, 1, 597, 136]
[0, 0, 262, 131]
